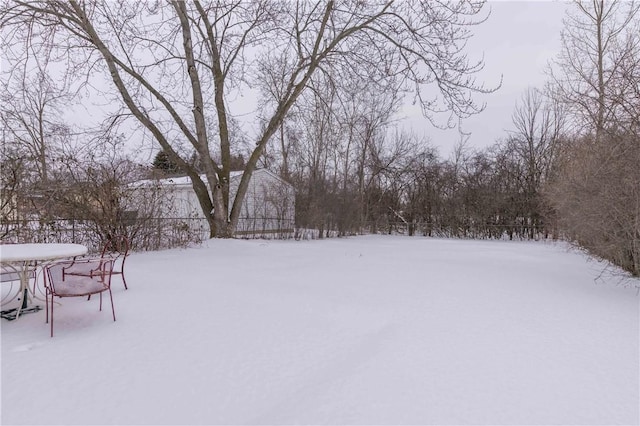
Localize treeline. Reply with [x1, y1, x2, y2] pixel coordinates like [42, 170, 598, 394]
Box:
[287, 130, 557, 241]
[246, 63, 562, 239]
[548, 130, 640, 278]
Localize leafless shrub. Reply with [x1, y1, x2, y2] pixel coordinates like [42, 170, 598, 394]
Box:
[545, 131, 640, 276]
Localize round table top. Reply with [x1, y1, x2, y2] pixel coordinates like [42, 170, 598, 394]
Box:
[0, 243, 88, 263]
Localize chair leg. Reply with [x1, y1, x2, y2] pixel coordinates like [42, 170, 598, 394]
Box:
[108, 289, 116, 321]
[121, 273, 128, 290]
[99, 292, 103, 311]
[50, 296, 54, 338]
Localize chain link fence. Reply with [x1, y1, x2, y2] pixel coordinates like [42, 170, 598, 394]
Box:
[0, 217, 298, 252]
[1, 217, 554, 252]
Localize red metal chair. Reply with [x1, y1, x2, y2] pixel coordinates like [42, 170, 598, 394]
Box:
[43, 257, 116, 337]
[101, 235, 130, 291]
[65, 235, 130, 293]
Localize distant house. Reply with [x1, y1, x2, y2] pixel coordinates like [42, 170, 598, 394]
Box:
[130, 169, 295, 239]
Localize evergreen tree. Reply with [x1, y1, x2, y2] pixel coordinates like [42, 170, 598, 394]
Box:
[152, 150, 180, 174]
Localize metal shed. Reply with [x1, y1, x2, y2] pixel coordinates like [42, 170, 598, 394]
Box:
[130, 169, 295, 239]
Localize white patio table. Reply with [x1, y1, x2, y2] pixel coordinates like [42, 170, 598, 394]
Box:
[0, 243, 88, 320]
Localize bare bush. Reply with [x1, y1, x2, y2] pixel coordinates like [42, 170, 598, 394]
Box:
[546, 131, 640, 276]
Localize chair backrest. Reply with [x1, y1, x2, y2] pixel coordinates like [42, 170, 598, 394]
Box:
[101, 235, 129, 268]
[46, 258, 115, 296]
[101, 235, 129, 257]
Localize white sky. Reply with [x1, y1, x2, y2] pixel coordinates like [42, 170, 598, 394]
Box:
[404, 0, 570, 156]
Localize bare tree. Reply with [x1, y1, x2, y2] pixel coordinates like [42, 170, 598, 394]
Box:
[548, 0, 639, 139]
[0, 70, 72, 187]
[0, 143, 27, 238]
[507, 87, 565, 237]
[607, 20, 640, 135]
[2, 0, 496, 238]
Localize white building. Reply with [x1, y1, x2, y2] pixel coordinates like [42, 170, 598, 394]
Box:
[130, 169, 295, 239]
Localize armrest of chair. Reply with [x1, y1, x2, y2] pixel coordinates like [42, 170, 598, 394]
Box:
[61, 258, 106, 279]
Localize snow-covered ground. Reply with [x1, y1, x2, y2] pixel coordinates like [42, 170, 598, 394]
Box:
[2, 235, 639, 425]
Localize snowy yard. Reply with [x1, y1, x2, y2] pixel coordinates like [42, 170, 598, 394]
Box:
[1, 235, 639, 425]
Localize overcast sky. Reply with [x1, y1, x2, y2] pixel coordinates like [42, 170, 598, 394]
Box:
[404, 0, 570, 156]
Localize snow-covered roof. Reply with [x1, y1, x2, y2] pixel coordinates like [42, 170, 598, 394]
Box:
[131, 169, 291, 189]
[131, 171, 244, 188]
